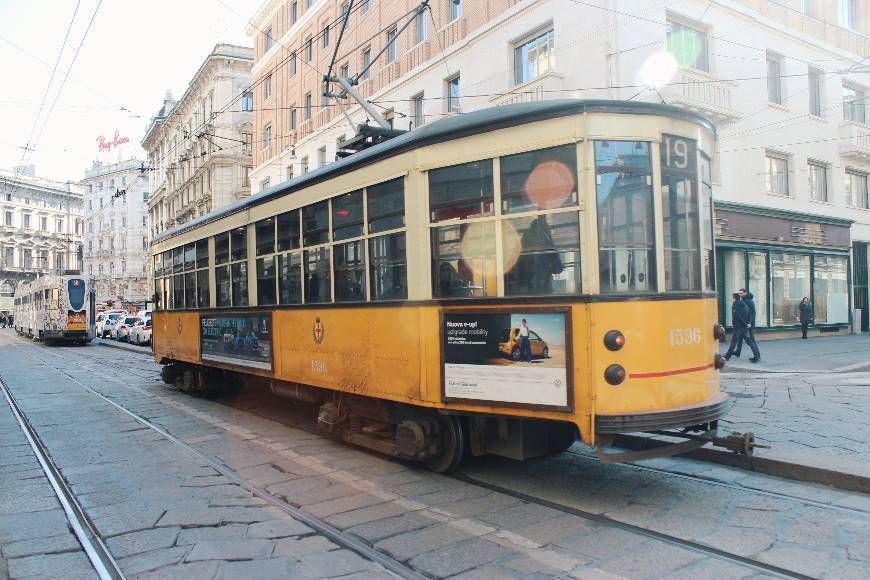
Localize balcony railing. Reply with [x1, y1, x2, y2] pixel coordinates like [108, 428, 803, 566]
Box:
[489, 71, 565, 107]
[838, 121, 870, 159]
[661, 67, 742, 124]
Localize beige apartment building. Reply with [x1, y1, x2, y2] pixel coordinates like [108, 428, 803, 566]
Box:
[142, 44, 255, 240]
[246, 0, 870, 336]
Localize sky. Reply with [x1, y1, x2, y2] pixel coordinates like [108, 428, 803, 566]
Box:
[0, 0, 255, 183]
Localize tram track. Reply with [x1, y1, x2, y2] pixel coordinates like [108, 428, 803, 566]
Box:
[0, 374, 126, 580]
[14, 337, 866, 579]
[2, 339, 421, 580]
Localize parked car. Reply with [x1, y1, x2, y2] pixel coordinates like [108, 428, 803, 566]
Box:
[96, 311, 126, 338]
[128, 317, 152, 346]
[114, 315, 141, 341]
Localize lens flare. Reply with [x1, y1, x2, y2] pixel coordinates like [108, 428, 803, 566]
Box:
[640, 51, 678, 89]
[525, 160, 575, 210]
[501, 219, 521, 274]
[458, 222, 495, 291]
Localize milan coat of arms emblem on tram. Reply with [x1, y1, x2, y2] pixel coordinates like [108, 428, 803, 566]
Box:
[313, 317, 324, 344]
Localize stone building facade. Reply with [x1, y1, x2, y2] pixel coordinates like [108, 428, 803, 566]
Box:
[0, 167, 84, 310]
[142, 44, 255, 240]
[246, 0, 870, 336]
[80, 159, 150, 305]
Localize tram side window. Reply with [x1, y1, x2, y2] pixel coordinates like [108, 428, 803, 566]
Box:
[332, 190, 363, 241]
[279, 253, 302, 304]
[184, 243, 196, 271]
[429, 159, 494, 222]
[155, 278, 163, 310]
[196, 239, 209, 269]
[504, 212, 580, 296]
[432, 222, 496, 298]
[660, 135, 700, 291]
[230, 227, 247, 262]
[215, 232, 230, 265]
[277, 210, 301, 251]
[256, 217, 276, 256]
[368, 178, 404, 233]
[501, 144, 578, 213]
[303, 201, 329, 246]
[700, 154, 715, 291]
[368, 178, 407, 301]
[173, 246, 184, 274]
[174, 272, 185, 307]
[304, 247, 331, 303]
[184, 271, 196, 307]
[334, 240, 365, 302]
[197, 269, 209, 308]
[257, 256, 277, 305]
[594, 140, 656, 293]
[216, 265, 231, 307]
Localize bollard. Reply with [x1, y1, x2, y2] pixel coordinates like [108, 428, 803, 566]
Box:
[854, 309, 863, 335]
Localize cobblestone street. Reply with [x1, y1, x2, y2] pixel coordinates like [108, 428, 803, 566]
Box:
[2, 330, 869, 579]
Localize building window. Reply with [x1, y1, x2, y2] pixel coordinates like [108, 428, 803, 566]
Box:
[813, 256, 850, 323]
[286, 166, 294, 181]
[261, 178, 271, 192]
[802, 0, 817, 18]
[451, 0, 462, 20]
[846, 170, 870, 208]
[5, 211, 12, 226]
[514, 29, 555, 85]
[595, 140, 656, 293]
[264, 27, 273, 51]
[387, 28, 397, 62]
[242, 132, 253, 154]
[291, 1, 297, 23]
[411, 92, 424, 128]
[290, 52, 297, 75]
[305, 37, 313, 62]
[666, 19, 708, 71]
[265, 74, 272, 99]
[340, 63, 349, 78]
[301, 156, 309, 174]
[322, 25, 330, 48]
[361, 49, 371, 80]
[767, 52, 783, 105]
[446, 74, 461, 113]
[415, 8, 428, 44]
[771, 253, 811, 325]
[808, 68, 822, 116]
[765, 152, 789, 195]
[305, 93, 312, 120]
[242, 91, 253, 111]
[362, 0, 369, 13]
[291, 107, 297, 130]
[843, 84, 865, 123]
[23, 214, 30, 229]
[839, 0, 857, 30]
[318, 146, 327, 167]
[263, 124, 272, 149]
[808, 161, 828, 202]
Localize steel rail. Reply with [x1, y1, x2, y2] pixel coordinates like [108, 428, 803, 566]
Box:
[10, 342, 423, 580]
[564, 449, 870, 517]
[452, 473, 811, 580]
[0, 375, 126, 580]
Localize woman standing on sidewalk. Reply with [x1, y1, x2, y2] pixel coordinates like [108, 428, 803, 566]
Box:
[799, 297, 812, 339]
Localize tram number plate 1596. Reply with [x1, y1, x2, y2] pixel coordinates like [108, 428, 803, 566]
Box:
[668, 327, 701, 346]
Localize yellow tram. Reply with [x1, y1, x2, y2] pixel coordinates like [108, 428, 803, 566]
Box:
[150, 100, 738, 472]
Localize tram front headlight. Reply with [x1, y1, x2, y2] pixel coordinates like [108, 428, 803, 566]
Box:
[603, 330, 625, 351]
[604, 364, 626, 386]
[714, 354, 726, 370]
[713, 324, 726, 340]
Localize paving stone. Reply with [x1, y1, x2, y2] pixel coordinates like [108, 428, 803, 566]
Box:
[375, 522, 473, 561]
[510, 514, 596, 545]
[176, 524, 248, 545]
[119, 546, 190, 576]
[0, 508, 70, 543]
[131, 560, 220, 580]
[324, 500, 408, 529]
[91, 506, 167, 537]
[1, 533, 80, 558]
[409, 537, 514, 577]
[214, 558, 298, 579]
[246, 518, 313, 538]
[348, 512, 435, 544]
[106, 527, 181, 558]
[476, 501, 564, 529]
[185, 539, 274, 561]
[755, 546, 841, 578]
[555, 527, 647, 560]
[698, 528, 776, 558]
[296, 549, 375, 577]
[305, 492, 386, 519]
[667, 557, 756, 580]
[272, 535, 338, 558]
[7, 550, 96, 579]
[450, 564, 522, 579]
[597, 540, 704, 577]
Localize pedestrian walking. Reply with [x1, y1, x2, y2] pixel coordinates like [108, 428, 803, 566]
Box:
[734, 288, 762, 363]
[518, 318, 532, 362]
[799, 297, 812, 339]
[724, 293, 760, 362]
[0, 313, 6, 328]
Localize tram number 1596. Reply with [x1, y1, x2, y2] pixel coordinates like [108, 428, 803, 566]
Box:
[669, 328, 701, 346]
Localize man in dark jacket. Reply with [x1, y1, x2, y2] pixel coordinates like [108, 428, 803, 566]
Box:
[724, 293, 751, 361]
[734, 288, 761, 362]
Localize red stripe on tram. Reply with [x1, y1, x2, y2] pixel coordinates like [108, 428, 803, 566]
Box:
[628, 363, 715, 379]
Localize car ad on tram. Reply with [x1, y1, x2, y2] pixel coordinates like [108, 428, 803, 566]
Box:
[441, 310, 571, 409]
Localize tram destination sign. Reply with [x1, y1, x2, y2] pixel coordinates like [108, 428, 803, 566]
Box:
[441, 309, 571, 410]
[200, 314, 272, 371]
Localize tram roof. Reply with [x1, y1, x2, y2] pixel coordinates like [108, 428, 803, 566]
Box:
[153, 99, 715, 245]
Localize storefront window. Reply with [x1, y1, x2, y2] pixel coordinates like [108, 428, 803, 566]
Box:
[771, 253, 810, 325]
[813, 256, 849, 324]
[722, 250, 745, 326]
[748, 252, 768, 327]
[595, 141, 655, 293]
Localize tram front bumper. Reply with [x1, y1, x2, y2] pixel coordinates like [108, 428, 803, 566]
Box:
[595, 392, 731, 434]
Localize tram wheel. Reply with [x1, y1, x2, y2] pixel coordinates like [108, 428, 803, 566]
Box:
[547, 423, 577, 455]
[424, 415, 465, 474]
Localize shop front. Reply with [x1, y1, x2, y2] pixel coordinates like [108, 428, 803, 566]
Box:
[714, 202, 852, 339]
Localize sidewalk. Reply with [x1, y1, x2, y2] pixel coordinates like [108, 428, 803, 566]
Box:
[94, 337, 152, 355]
[720, 333, 870, 373]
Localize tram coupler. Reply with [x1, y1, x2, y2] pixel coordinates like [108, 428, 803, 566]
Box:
[710, 431, 770, 457]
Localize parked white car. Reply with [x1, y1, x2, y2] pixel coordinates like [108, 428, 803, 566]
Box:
[128, 317, 152, 346]
[113, 315, 141, 341]
[96, 311, 126, 338]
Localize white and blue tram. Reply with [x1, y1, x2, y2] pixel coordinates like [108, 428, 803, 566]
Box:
[13, 275, 95, 344]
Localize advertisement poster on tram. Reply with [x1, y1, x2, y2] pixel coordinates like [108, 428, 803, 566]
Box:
[200, 314, 272, 370]
[442, 311, 570, 408]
